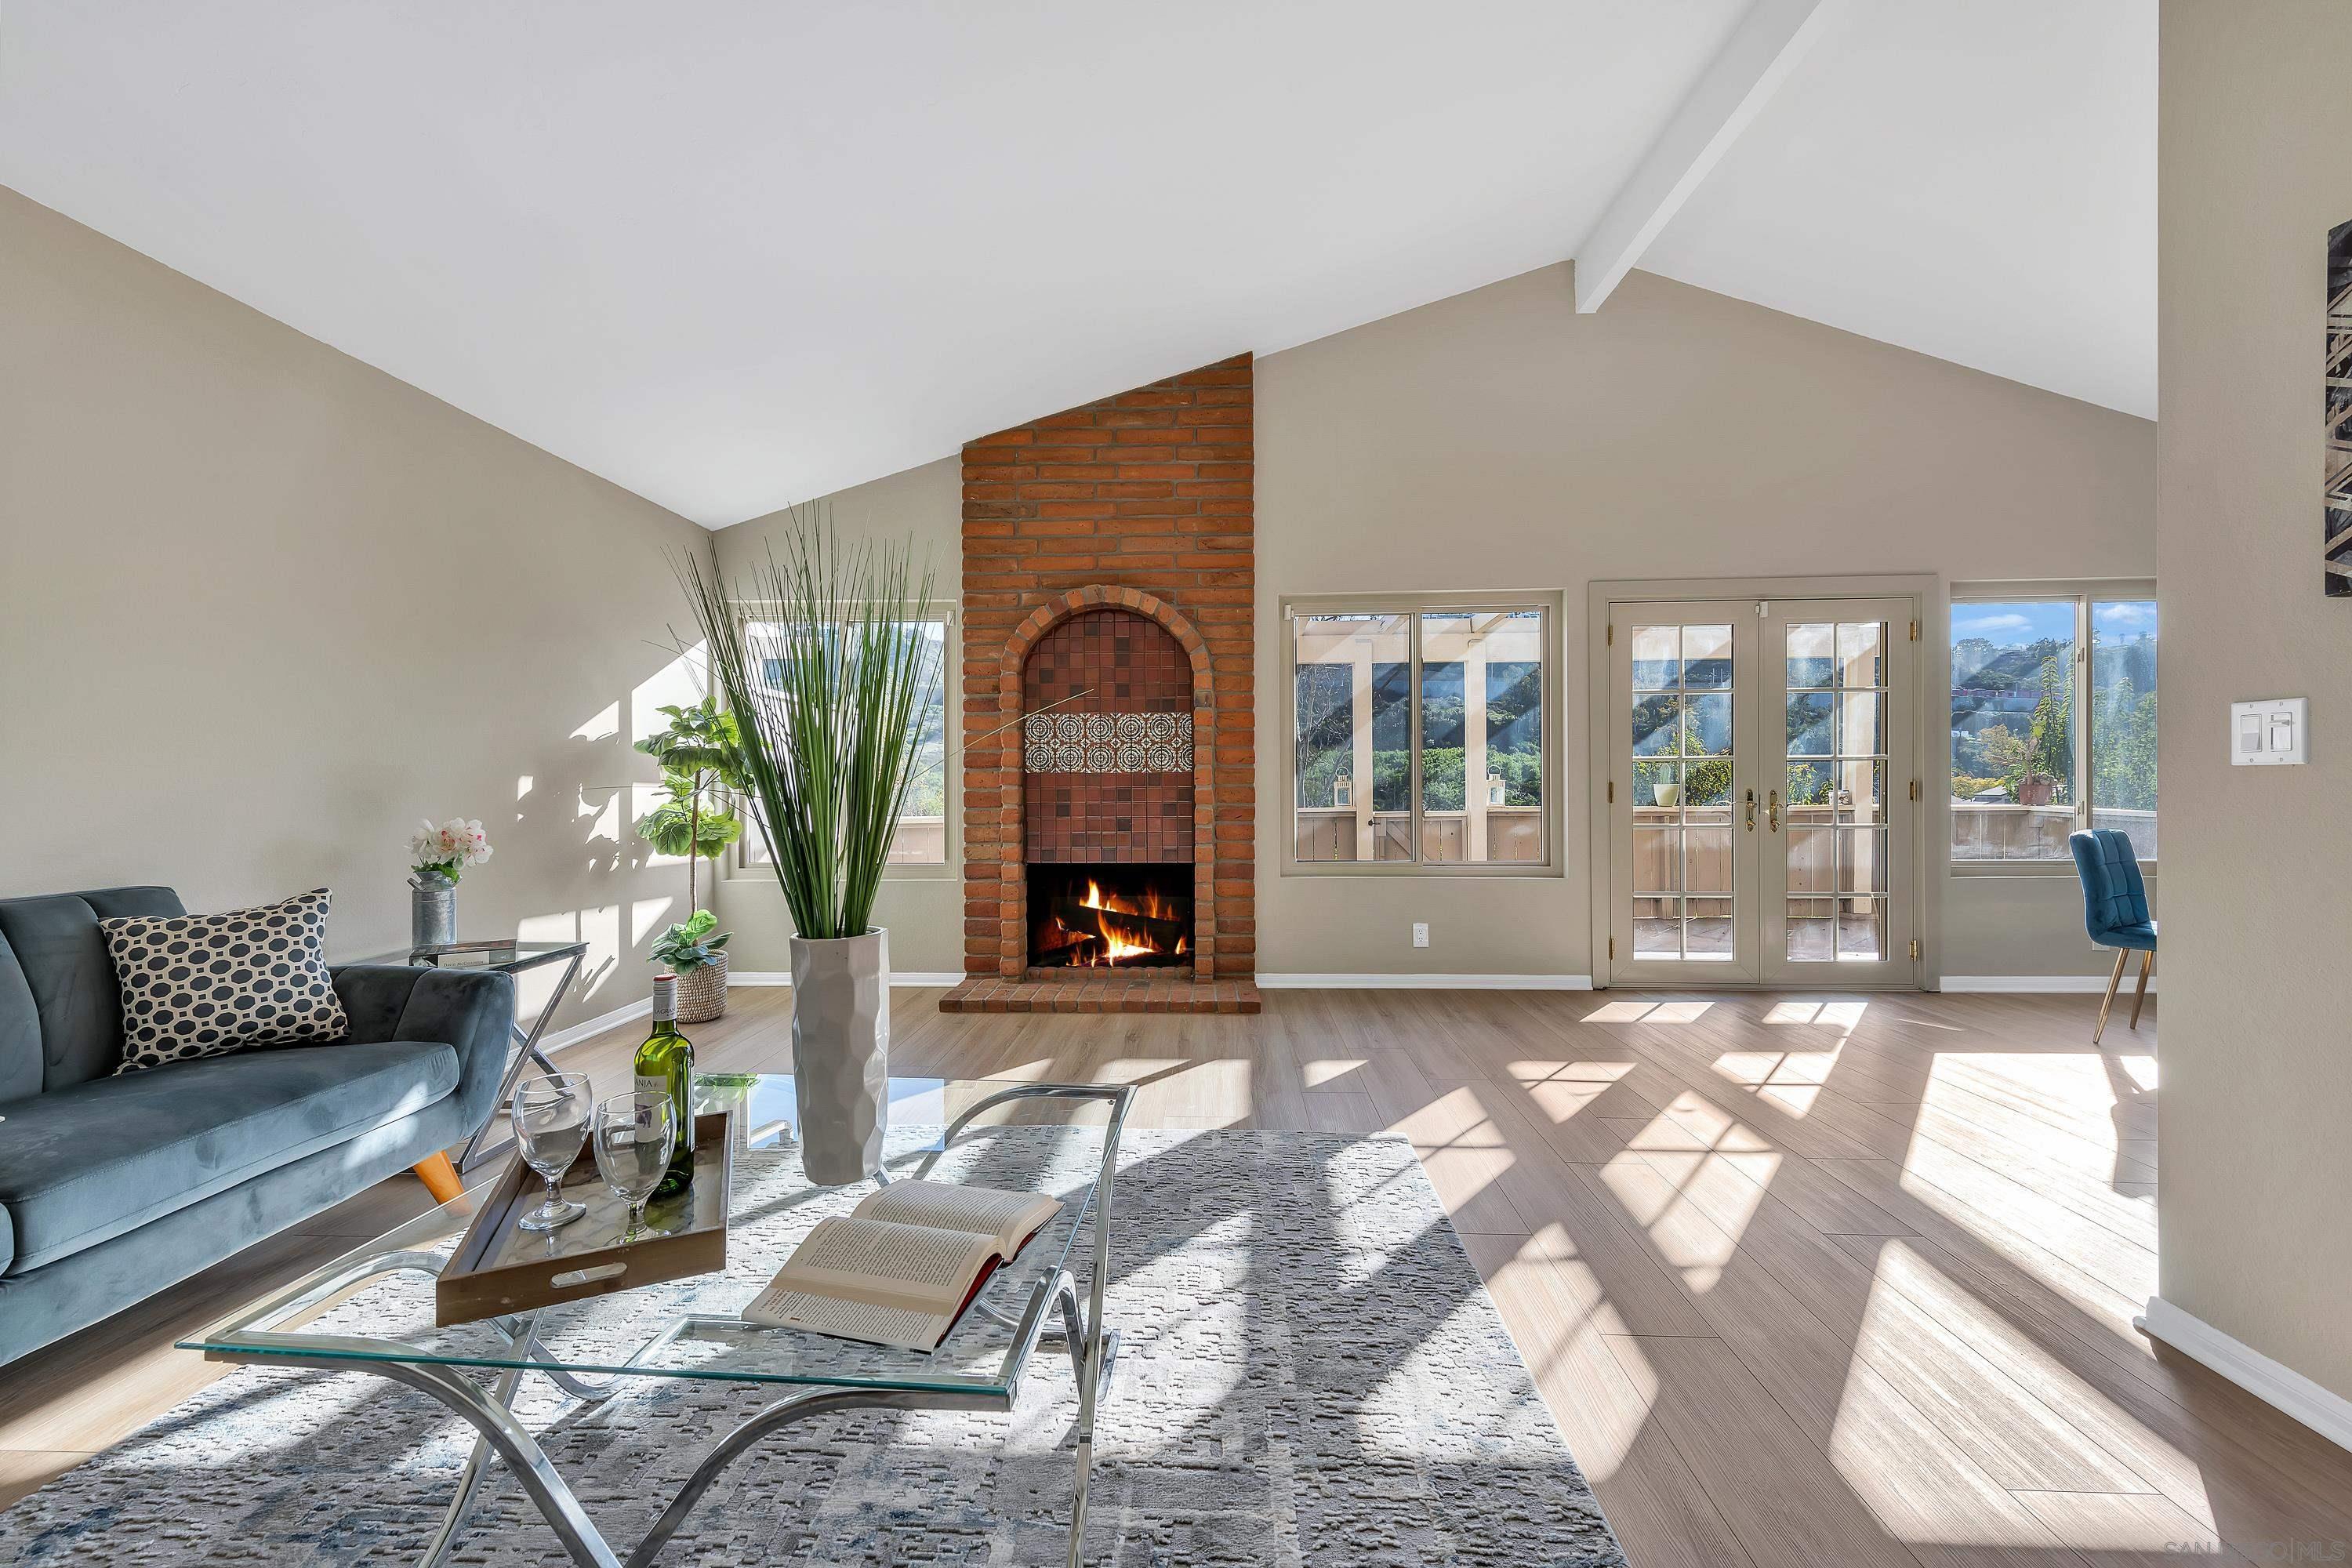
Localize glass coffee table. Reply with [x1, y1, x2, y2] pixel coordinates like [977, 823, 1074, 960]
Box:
[181, 1076, 1133, 1568]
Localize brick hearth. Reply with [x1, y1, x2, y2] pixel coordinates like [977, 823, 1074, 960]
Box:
[942, 354, 1258, 1015]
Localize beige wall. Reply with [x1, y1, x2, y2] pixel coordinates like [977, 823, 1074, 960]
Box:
[2155, 0, 2352, 1403]
[709, 459, 965, 977]
[712, 265, 2155, 982]
[1254, 264, 2156, 978]
[0, 187, 710, 1033]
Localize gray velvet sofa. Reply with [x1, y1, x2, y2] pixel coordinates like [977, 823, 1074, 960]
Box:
[0, 886, 514, 1367]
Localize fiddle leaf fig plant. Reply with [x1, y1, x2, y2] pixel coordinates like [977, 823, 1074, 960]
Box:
[635, 696, 746, 915]
[651, 909, 731, 973]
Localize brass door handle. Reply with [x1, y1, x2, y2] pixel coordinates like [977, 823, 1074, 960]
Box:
[1744, 789, 1756, 832]
[1767, 789, 1781, 831]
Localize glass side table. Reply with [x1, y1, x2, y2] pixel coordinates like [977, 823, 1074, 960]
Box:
[354, 940, 589, 1173]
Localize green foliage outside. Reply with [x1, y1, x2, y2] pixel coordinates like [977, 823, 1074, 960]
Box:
[1294, 658, 1542, 817]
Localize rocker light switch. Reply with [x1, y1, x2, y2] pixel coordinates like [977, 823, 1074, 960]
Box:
[2230, 698, 2307, 766]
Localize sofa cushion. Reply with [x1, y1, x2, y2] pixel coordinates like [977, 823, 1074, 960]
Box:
[0, 1036, 458, 1276]
[0, 935, 38, 1105]
[103, 889, 347, 1075]
[0, 887, 186, 1092]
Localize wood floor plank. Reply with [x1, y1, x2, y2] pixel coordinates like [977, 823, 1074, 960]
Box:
[2010, 1490, 2241, 1567]
[1608, 1333, 1918, 1568]
[0, 1452, 94, 1512]
[1462, 1232, 1758, 1568]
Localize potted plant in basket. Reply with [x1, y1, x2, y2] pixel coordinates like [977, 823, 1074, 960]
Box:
[652, 909, 734, 1023]
[673, 507, 938, 1184]
[636, 696, 746, 1021]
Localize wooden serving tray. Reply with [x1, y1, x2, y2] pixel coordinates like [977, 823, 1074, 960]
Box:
[436, 1110, 733, 1327]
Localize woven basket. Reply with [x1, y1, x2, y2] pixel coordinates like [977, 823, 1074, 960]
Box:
[675, 953, 728, 1023]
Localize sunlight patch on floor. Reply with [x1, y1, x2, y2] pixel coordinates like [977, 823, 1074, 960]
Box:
[1658, 1092, 1773, 1152]
[1583, 1000, 1713, 1024]
[1301, 1057, 1368, 1087]
[1507, 1058, 1636, 1083]
[1712, 1048, 1843, 1089]
[1597, 1151, 1733, 1292]
[2114, 1053, 2158, 1093]
[1634, 1149, 1777, 1256]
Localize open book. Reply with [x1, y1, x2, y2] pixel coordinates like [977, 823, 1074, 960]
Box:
[743, 1181, 1063, 1352]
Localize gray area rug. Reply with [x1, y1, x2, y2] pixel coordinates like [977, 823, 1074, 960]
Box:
[0, 1128, 1624, 1566]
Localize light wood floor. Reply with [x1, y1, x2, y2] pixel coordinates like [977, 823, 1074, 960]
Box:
[5, 985, 2349, 1566]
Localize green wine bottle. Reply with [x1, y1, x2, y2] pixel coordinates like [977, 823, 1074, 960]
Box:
[634, 972, 695, 1198]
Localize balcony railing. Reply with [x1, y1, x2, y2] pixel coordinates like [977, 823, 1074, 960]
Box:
[1294, 805, 1542, 863]
[1953, 803, 2157, 862]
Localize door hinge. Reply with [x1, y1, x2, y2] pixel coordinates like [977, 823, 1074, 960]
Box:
[1909, 938, 1922, 962]
[1607, 779, 1614, 804]
[1908, 778, 1921, 801]
[1609, 936, 1616, 960]
[1909, 619, 1920, 642]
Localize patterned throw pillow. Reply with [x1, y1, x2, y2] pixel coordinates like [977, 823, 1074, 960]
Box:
[102, 888, 349, 1074]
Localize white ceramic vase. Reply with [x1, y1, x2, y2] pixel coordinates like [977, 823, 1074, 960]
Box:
[788, 927, 889, 1185]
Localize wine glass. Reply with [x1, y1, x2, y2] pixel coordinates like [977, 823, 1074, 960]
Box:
[513, 1071, 593, 1232]
[593, 1093, 676, 1242]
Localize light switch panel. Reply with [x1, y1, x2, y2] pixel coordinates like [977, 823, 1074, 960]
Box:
[2230, 698, 2307, 765]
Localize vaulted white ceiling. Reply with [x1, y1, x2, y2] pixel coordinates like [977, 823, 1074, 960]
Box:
[0, 1, 2153, 527]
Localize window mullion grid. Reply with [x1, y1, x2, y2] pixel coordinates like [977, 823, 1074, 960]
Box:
[2074, 593, 2092, 837]
[1407, 611, 1424, 865]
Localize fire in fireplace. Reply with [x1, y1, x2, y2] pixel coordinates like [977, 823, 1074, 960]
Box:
[1028, 864, 1192, 969]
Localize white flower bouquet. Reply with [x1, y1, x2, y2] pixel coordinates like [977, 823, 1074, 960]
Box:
[408, 818, 493, 885]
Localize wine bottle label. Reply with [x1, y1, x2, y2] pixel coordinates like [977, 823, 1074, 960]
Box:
[635, 1073, 668, 1102]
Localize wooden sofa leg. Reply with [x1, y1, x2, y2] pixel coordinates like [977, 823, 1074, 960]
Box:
[412, 1152, 463, 1204]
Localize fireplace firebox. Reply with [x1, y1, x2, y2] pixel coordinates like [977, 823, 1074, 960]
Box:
[1027, 863, 1192, 970]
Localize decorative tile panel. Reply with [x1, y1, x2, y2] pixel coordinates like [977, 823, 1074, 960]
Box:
[1022, 711, 1193, 774]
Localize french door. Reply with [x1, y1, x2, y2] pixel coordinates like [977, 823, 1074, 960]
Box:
[1606, 597, 1918, 987]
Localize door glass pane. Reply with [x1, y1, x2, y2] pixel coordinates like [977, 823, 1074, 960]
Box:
[1787, 619, 1890, 962]
[1950, 601, 2076, 862]
[1628, 622, 1734, 961]
[1421, 610, 1544, 864]
[1634, 896, 1682, 957]
[2090, 600, 2158, 861]
[1293, 612, 1412, 862]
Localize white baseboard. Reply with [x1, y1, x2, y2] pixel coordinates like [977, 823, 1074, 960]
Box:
[1941, 974, 2158, 994]
[539, 998, 651, 1054]
[1254, 972, 1594, 991]
[725, 972, 967, 988]
[2137, 1297, 2352, 1455]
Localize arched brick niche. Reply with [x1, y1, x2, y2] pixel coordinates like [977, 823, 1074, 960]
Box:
[946, 354, 1258, 1015]
[1000, 591, 1214, 976]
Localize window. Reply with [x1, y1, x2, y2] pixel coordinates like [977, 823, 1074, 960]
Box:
[1289, 600, 1551, 870]
[1950, 590, 2155, 865]
[737, 616, 950, 869]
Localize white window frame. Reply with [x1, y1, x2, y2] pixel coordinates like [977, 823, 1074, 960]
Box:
[724, 607, 956, 881]
[1947, 579, 2157, 877]
[1281, 590, 1562, 877]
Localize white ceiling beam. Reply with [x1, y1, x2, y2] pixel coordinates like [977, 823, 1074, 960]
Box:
[1573, 0, 1841, 313]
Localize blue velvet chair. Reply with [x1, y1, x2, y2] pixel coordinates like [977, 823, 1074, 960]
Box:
[2069, 829, 2156, 1044]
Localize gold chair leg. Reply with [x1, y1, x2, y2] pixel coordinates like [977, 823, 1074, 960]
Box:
[2094, 948, 2129, 1044]
[2129, 949, 2153, 1030]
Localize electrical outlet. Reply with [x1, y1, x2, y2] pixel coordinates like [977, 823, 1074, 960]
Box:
[1412, 923, 1429, 949]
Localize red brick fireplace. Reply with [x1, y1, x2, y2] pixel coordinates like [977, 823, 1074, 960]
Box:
[940, 355, 1259, 1014]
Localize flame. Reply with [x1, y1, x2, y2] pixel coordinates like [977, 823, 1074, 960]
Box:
[1058, 877, 1186, 966]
